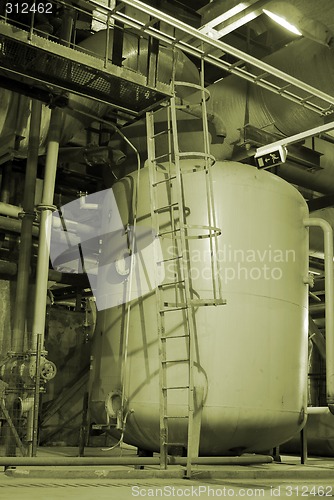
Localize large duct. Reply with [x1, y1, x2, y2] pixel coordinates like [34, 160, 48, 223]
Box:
[201, 38, 334, 163]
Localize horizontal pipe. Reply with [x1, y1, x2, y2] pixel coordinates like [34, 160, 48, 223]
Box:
[0, 215, 39, 236]
[0, 259, 90, 287]
[307, 406, 332, 415]
[309, 303, 325, 314]
[0, 455, 273, 467]
[0, 202, 21, 218]
[172, 455, 273, 465]
[0, 211, 91, 240]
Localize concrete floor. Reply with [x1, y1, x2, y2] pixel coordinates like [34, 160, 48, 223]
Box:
[1, 448, 334, 499]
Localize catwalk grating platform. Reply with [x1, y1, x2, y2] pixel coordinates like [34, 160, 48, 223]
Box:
[0, 21, 172, 118]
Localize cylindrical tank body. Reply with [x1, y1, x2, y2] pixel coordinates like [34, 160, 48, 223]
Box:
[89, 161, 309, 455]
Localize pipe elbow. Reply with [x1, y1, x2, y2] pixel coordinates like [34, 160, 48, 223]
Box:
[212, 114, 227, 140]
[328, 404, 334, 415]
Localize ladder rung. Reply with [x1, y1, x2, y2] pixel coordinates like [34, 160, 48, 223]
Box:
[278, 83, 292, 93]
[152, 175, 176, 186]
[158, 228, 181, 236]
[164, 442, 187, 447]
[254, 71, 269, 81]
[152, 153, 170, 161]
[190, 298, 227, 306]
[162, 386, 189, 390]
[154, 202, 179, 213]
[158, 255, 182, 263]
[160, 305, 187, 312]
[152, 128, 171, 138]
[159, 279, 184, 288]
[162, 359, 189, 363]
[142, 16, 160, 29]
[161, 334, 189, 339]
[164, 417, 188, 421]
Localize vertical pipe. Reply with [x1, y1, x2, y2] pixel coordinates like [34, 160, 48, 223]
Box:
[0, 163, 12, 203]
[304, 218, 334, 408]
[28, 12, 72, 457]
[31, 108, 62, 353]
[28, 108, 61, 457]
[58, 2, 75, 48]
[12, 100, 42, 353]
[32, 333, 42, 456]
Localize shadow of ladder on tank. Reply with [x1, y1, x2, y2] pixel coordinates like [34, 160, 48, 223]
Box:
[146, 80, 226, 477]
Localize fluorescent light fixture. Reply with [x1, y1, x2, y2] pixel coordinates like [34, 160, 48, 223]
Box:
[199, 3, 247, 32]
[263, 9, 302, 36]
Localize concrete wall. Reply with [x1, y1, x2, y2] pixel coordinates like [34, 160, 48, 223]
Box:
[40, 306, 93, 446]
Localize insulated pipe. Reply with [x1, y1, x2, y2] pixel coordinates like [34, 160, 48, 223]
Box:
[0, 259, 90, 287]
[304, 218, 334, 410]
[28, 108, 62, 457]
[0, 203, 21, 218]
[12, 100, 42, 353]
[31, 108, 62, 353]
[0, 455, 273, 467]
[0, 215, 38, 236]
[0, 163, 12, 203]
[58, 1, 75, 48]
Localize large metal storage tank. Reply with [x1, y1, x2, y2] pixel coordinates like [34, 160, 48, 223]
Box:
[89, 161, 309, 455]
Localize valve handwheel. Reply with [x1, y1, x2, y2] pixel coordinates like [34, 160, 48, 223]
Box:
[40, 360, 57, 381]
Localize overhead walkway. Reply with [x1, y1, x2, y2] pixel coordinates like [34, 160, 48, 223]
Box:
[0, 1, 173, 121]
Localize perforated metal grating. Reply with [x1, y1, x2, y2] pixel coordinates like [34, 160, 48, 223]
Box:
[0, 27, 171, 117]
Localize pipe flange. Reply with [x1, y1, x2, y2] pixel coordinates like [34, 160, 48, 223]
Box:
[36, 204, 57, 212]
[18, 210, 37, 221]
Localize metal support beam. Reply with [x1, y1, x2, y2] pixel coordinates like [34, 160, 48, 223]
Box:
[256, 121, 334, 156]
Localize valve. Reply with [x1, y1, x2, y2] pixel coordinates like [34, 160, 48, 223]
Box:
[40, 360, 57, 381]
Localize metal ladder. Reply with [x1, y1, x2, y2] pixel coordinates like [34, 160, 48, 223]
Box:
[146, 70, 226, 477]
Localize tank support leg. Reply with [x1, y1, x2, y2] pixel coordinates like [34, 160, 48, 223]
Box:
[272, 446, 281, 462]
[300, 427, 307, 464]
[185, 386, 204, 479]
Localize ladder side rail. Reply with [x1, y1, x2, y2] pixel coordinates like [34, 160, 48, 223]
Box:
[146, 111, 169, 469]
[170, 96, 196, 477]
